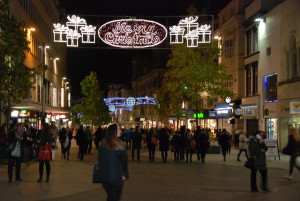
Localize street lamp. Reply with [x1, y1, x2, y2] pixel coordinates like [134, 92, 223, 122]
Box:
[41, 43, 50, 123]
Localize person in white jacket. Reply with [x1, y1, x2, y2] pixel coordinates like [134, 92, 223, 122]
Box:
[237, 131, 249, 161]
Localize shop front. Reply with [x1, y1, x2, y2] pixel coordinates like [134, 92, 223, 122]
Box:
[264, 102, 279, 140]
[278, 99, 300, 149]
[10, 109, 39, 129]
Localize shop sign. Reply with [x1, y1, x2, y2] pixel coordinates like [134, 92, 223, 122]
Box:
[19, 110, 28, 117]
[290, 101, 300, 114]
[234, 105, 258, 119]
[11, 110, 19, 117]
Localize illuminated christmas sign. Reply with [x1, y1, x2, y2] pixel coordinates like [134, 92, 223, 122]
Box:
[104, 96, 156, 113]
[53, 15, 212, 48]
[98, 19, 167, 48]
[169, 16, 211, 47]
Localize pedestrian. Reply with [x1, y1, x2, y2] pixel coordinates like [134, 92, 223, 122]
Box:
[61, 127, 73, 160]
[59, 127, 66, 155]
[237, 131, 249, 161]
[234, 128, 240, 149]
[171, 131, 181, 162]
[284, 127, 300, 180]
[198, 128, 210, 163]
[131, 126, 142, 161]
[37, 123, 52, 183]
[0, 123, 8, 163]
[86, 126, 93, 154]
[194, 127, 201, 161]
[248, 131, 270, 192]
[98, 124, 129, 201]
[158, 127, 169, 163]
[7, 123, 24, 182]
[146, 128, 157, 162]
[48, 121, 58, 160]
[179, 125, 186, 161]
[76, 125, 88, 160]
[123, 128, 132, 150]
[219, 129, 230, 161]
[94, 126, 103, 149]
[185, 129, 193, 163]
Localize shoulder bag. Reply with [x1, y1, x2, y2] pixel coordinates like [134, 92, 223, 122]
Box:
[244, 157, 255, 169]
[92, 163, 104, 183]
[282, 146, 291, 155]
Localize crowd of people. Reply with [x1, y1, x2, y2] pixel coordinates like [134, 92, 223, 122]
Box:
[1, 120, 300, 197]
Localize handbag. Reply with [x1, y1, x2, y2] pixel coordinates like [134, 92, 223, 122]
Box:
[282, 146, 291, 155]
[151, 137, 157, 145]
[38, 144, 52, 160]
[244, 157, 255, 169]
[92, 163, 103, 183]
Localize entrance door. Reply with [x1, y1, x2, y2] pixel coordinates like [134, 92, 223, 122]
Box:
[246, 119, 258, 137]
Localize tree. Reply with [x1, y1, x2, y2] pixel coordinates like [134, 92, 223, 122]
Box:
[155, 42, 235, 128]
[72, 72, 110, 127]
[0, 0, 39, 124]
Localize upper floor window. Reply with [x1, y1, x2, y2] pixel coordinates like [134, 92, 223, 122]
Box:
[264, 73, 277, 103]
[245, 62, 258, 97]
[245, 26, 259, 56]
[286, 34, 300, 79]
[224, 39, 233, 58]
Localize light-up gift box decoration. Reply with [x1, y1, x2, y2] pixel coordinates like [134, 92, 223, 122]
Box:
[170, 16, 212, 48]
[197, 24, 211, 43]
[80, 25, 96, 43]
[53, 23, 69, 42]
[66, 29, 81, 47]
[169, 25, 185, 43]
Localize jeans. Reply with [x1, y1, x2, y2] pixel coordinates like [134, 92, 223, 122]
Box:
[131, 146, 140, 160]
[250, 167, 268, 191]
[102, 182, 123, 201]
[289, 152, 300, 175]
[39, 160, 51, 178]
[8, 156, 21, 180]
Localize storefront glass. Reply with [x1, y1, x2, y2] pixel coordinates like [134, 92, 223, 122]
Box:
[266, 118, 278, 140]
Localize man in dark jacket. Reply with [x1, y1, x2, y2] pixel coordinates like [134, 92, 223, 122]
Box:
[131, 126, 142, 161]
[76, 125, 88, 160]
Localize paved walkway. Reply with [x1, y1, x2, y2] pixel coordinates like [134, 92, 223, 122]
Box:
[0, 141, 299, 201]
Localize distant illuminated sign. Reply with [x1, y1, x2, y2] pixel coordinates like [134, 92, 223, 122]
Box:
[169, 16, 211, 47]
[19, 110, 27, 117]
[98, 19, 167, 48]
[11, 110, 19, 117]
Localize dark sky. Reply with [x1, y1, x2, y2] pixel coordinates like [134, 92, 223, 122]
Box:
[62, 0, 230, 95]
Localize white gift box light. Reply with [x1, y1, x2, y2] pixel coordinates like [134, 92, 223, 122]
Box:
[185, 30, 199, 47]
[80, 25, 96, 43]
[66, 29, 81, 47]
[197, 24, 211, 43]
[66, 15, 87, 32]
[53, 23, 69, 42]
[169, 26, 185, 43]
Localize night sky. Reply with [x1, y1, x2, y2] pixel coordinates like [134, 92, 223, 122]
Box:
[62, 0, 230, 95]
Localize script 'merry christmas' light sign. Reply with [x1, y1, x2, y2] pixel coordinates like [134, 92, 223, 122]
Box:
[98, 19, 167, 48]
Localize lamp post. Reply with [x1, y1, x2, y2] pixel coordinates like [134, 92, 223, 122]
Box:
[41, 43, 49, 123]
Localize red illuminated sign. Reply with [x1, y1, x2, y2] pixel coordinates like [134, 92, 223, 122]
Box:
[98, 19, 167, 48]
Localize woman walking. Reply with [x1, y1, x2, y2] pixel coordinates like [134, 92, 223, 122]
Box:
[158, 128, 169, 163]
[284, 127, 300, 180]
[98, 124, 129, 201]
[37, 123, 52, 183]
[61, 127, 73, 160]
[146, 128, 157, 162]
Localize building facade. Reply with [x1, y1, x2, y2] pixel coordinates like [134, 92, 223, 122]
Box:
[4, 0, 70, 129]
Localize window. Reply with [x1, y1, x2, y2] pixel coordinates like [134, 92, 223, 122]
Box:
[245, 26, 259, 56]
[224, 39, 233, 58]
[265, 73, 277, 102]
[245, 62, 258, 96]
[286, 34, 300, 79]
[246, 65, 251, 96]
